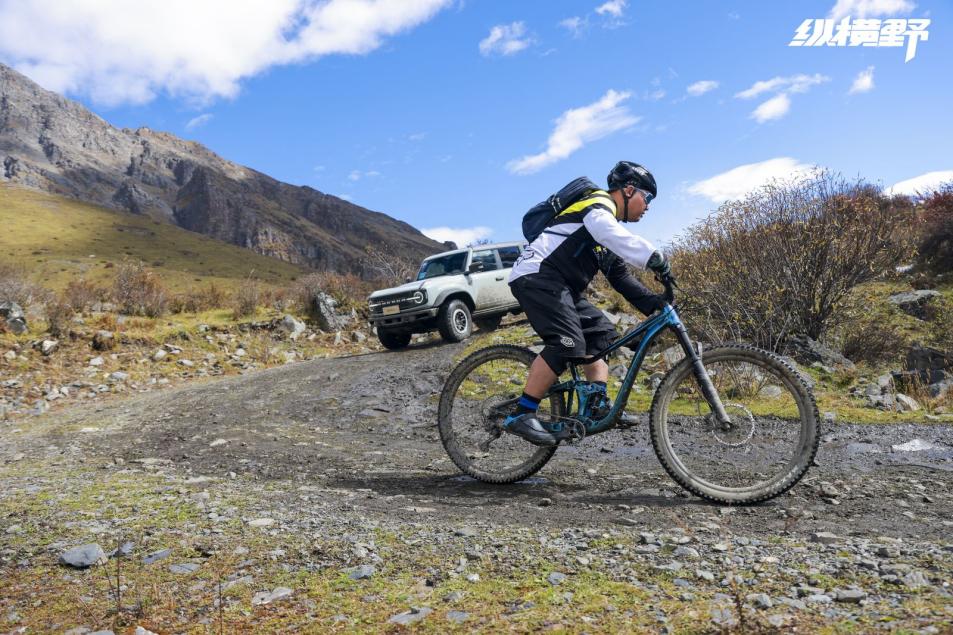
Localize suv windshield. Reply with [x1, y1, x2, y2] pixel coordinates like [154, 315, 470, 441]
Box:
[416, 252, 467, 280]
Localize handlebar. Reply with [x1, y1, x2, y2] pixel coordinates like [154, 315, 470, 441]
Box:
[656, 272, 677, 305]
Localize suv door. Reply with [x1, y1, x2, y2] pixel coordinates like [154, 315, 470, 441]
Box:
[467, 248, 507, 311]
[495, 245, 522, 309]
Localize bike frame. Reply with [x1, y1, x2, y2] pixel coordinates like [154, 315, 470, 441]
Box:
[547, 303, 731, 435]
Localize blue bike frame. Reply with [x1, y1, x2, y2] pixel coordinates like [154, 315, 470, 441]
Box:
[546, 303, 730, 435]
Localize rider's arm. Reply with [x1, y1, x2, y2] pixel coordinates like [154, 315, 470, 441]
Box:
[602, 253, 664, 316]
[582, 208, 656, 269]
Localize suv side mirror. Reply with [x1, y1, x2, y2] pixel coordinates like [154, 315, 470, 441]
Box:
[468, 262, 484, 274]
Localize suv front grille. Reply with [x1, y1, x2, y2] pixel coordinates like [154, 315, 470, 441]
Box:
[368, 290, 428, 315]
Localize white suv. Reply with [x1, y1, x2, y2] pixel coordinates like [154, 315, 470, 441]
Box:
[368, 241, 525, 349]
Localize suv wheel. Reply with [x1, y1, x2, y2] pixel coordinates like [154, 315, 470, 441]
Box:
[475, 315, 503, 332]
[377, 329, 411, 350]
[438, 299, 472, 342]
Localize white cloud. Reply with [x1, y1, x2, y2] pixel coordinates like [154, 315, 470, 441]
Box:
[0, 0, 452, 106]
[829, 0, 915, 21]
[751, 93, 791, 123]
[421, 225, 493, 246]
[348, 170, 381, 181]
[478, 22, 533, 57]
[688, 157, 815, 202]
[686, 80, 719, 97]
[885, 170, 953, 196]
[507, 89, 639, 175]
[559, 16, 587, 38]
[849, 66, 875, 94]
[595, 0, 627, 18]
[735, 73, 830, 123]
[408, 132, 427, 141]
[735, 74, 830, 99]
[185, 113, 213, 130]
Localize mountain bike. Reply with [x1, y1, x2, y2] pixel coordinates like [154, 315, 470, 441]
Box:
[437, 277, 819, 504]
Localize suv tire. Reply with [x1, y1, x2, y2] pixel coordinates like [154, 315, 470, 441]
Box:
[378, 329, 411, 350]
[438, 299, 472, 342]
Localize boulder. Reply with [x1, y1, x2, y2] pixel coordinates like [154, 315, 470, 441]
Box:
[40, 339, 58, 356]
[278, 314, 306, 340]
[906, 344, 953, 376]
[888, 289, 940, 320]
[895, 393, 921, 412]
[0, 301, 28, 334]
[59, 543, 107, 568]
[786, 335, 855, 370]
[311, 292, 353, 332]
[92, 330, 116, 351]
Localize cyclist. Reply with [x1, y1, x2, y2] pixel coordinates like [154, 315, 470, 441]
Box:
[505, 161, 672, 446]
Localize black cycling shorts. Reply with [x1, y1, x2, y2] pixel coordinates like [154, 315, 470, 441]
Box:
[510, 274, 616, 375]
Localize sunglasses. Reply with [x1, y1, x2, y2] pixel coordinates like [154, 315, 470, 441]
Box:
[633, 187, 654, 205]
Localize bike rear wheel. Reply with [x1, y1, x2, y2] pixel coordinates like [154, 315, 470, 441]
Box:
[649, 344, 819, 504]
[438, 345, 564, 483]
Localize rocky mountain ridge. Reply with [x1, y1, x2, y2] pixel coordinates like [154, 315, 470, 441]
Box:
[0, 63, 447, 277]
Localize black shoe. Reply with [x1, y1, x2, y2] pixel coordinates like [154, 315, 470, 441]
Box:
[503, 413, 558, 447]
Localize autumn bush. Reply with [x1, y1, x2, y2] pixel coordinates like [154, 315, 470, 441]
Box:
[0, 262, 50, 308]
[669, 171, 917, 351]
[291, 271, 373, 316]
[915, 182, 953, 278]
[170, 282, 229, 314]
[111, 260, 168, 317]
[62, 278, 102, 312]
[232, 276, 260, 319]
[45, 297, 75, 337]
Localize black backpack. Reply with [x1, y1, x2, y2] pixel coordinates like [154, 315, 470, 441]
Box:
[522, 177, 600, 243]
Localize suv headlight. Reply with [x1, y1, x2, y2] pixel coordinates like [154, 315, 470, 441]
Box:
[412, 291, 425, 304]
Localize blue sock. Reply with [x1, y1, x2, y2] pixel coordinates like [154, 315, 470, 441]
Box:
[516, 393, 541, 415]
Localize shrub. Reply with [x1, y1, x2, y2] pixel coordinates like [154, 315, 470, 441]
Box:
[669, 171, 917, 351]
[170, 282, 229, 314]
[111, 260, 168, 317]
[291, 271, 372, 316]
[232, 277, 260, 319]
[45, 297, 76, 337]
[915, 182, 953, 277]
[826, 294, 910, 366]
[0, 262, 50, 308]
[63, 278, 102, 312]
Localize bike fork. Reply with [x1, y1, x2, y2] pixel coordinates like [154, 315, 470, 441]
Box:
[673, 325, 733, 428]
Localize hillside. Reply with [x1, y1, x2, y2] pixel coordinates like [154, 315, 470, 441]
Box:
[0, 184, 308, 291]
[0, 63, 447, 277]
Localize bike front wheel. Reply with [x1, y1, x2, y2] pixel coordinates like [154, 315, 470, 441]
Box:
[649, 344, 819, 504]
[438, 345, 564, 484]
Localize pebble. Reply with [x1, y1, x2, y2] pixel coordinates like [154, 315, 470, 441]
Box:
[349, 564, 376, 580]
[834, 589, 867, 603]
[748, 593, 773, 609]
[388, 607, 432, 625]
[169, 563, 200, 574]
[811, 532, 840, 545]
[142, 549, 171, 564]
[249, 518, 275, 528]
[447, 610, 469, 623]
[251, 587, 293, 605]
[548, 572, 567, 585]
[59, 544, 106, 568]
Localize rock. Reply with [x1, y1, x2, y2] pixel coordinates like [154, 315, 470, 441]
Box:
[806, 594, 833, 604]
[747, 593, 773, 609]
[696, 570, 715, 582]
[388, 607, 432, 626]
[834, 588, 867, 603]
[888, 290, 939, 320]
[3, 349, 16, 361]
[348, 565, 375, 580]
[823, 411, 837, 423]
[311, 292, 352, 332]
[454, 526, 478, 538]
[906, 344, 953, 377]
[152, 349, 167, 361]
[249, 518, 275, 527]
[108, 371, 129, 382]
[786, 335, 855, 369]
[178, 359, 194, 367]
[547, 572, 567, 585]
[251, 587, 293, 605]
[351, 330, 367, 343]
[810, 532, 840, 545]
[758, 385, 784, 398]
[169, 563, 200, 574]
[59, 544, 107, 568]
[40, 339, 58, 355]
[929, 380, 953, 399]
[674, 546, 700, 559]
[894, 393, 920, 412]
[0, 301, 27, 334]
[142, 549, 172, 564]
[278, 314, 306, 340]
[892, 439, 938, 452]
[135, 627, 159, 635]
[88, 356, 104, 367]
[446, 610, 469, 623]
[92, 330, 115, 351]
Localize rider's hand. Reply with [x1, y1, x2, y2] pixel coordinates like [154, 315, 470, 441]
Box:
[633, 293, 667, 315]
[646, 250, 671, 278]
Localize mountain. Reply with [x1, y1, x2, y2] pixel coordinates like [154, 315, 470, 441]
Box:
[0, 63, 448, 278]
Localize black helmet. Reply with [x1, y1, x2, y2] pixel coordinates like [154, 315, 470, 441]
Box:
[607, 161, 657, 198]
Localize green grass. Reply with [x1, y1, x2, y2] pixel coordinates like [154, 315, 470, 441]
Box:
[0, 184, 310, 291]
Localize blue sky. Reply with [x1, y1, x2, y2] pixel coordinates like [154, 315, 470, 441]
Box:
[1, 0, 950, 249]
